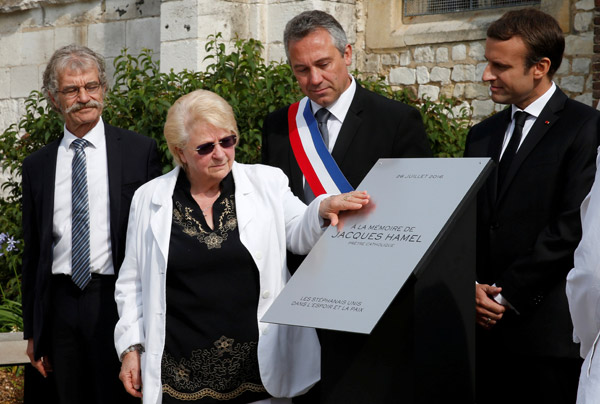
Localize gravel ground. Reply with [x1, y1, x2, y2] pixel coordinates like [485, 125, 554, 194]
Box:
[0, 368, 23, 404]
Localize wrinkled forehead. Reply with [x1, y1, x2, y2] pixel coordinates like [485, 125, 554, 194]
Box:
[58, 65, 100, 86]
[56, 57, 99, 80]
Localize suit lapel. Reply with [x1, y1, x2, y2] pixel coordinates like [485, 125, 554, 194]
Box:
[105, 123, 122, 261]
[288, 146, 305, 199]
[231, 163, 254, 245]
[497, 89, 566, 201]
[283, 105, 311, 200]
[150, 169, 178, 269]
[331, 84, 364, 167]
[486, 109, 511, 205]
[42, 141, 60, 244]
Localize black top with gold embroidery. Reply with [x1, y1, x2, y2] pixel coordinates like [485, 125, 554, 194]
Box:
[162, 170, 269, 403]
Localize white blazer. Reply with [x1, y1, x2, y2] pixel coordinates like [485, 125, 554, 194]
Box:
[567, 150, 600, 402]
[114, 163, 324, 404]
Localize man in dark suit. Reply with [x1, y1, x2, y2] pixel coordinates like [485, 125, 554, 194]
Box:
[261, 10, 431, 403]
[262, 10, 430, 201]
[21, 44, 161, 404]
[464, 9, 600, 404]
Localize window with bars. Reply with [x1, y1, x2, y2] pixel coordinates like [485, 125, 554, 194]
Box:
[404, 0, 540, 17]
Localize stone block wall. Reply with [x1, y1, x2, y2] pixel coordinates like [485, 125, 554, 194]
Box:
[593, 0, 600, 104]
[0, 0, 595, 133]
[0, 0, 161, 195]
[0, 0, 161, 134]
[352, 0, 595, 120]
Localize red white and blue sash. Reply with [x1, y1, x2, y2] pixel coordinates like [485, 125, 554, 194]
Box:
[288, 97, 354, 197]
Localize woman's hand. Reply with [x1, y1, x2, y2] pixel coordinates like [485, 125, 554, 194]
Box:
[319, 190, 370, 226]
[120, 350, 143, 398]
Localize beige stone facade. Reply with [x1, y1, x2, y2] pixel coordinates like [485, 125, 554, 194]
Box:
[0, 0, 595, 131]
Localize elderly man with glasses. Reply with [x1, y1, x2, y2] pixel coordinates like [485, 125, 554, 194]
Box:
[21, 44, 161, 404]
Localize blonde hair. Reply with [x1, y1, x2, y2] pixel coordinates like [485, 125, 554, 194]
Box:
[164, 89, 239, 166]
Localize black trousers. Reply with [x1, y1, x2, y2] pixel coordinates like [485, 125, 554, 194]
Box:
[49, 274, 137, 404]
[476, 329, 582, 404]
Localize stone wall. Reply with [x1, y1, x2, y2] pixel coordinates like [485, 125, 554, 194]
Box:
[0, 0, 161, 134]
[0, 0, 161, 195]
[355, 0, 595, 120]
[0, 0, 595, 131]
[593, 0, 600, 104]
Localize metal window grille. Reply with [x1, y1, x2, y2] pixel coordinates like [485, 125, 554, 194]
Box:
[404, 0, 540, 16]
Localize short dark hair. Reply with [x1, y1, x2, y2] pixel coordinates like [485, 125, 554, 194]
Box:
[487, 8, 564, 78]
[42, 44, 108, 112]
[283, 10, 348, 60]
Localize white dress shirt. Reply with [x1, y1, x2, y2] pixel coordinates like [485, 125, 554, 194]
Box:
[499, 82, 557, 159]
[52, 117, 114, 275]
[310, 75, 357, 152]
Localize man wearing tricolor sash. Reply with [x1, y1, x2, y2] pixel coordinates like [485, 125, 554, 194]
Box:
[261, 10, 431, 404]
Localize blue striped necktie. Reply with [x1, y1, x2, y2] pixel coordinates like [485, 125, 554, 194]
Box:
[71, 138, 91, 290]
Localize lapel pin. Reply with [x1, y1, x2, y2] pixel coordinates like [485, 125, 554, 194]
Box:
[545, 120, 550, 125]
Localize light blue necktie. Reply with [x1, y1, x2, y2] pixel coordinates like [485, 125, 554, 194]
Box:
[71, 138, 91, 290]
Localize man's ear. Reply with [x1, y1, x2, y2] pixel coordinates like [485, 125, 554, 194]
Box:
[48, 91, 60, 111]
[343, 44, 352, 67]
[532, 57, 551, 79]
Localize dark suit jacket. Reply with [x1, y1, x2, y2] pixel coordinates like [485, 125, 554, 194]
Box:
[21, 122, 161, 359]
[262, 83, 432, 200]
[464, 87, 600, 357]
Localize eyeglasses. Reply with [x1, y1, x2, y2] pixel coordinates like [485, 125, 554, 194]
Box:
[195, 135, 237, 155]
[57, 82, 102, 99]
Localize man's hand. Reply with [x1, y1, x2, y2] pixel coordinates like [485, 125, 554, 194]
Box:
[476, 283, 506, 329]
[120, 350, 143, 398]
[26, 338, 52, 377]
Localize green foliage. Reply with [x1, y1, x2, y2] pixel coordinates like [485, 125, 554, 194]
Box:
[0, 299, 22, 333]
[0, 34, 473, 330]
[102, 33, 303, 170]
[356, 75, 471, 157]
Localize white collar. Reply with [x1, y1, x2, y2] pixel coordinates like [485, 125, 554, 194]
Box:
[511, 82, 556, 119]
[310, 75, 356, 123]
[62, 117, 105, 149]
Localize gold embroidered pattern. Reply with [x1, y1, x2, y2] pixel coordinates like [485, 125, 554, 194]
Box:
[173, 197, 237, 249]
[161, 336, 266, 401]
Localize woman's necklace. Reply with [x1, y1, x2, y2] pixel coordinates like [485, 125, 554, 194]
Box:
[195, 191, 220, 217]
[199, 204, 213, 217]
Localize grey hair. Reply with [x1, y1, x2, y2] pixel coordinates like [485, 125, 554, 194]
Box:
[283, 10, 348, 60]
[42, 44, 108, 112]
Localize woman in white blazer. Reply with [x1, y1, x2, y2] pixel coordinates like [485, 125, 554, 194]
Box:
[114, 89, 369, 404]
[567, 151, 600, 403]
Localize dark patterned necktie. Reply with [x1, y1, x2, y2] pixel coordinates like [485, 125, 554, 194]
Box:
[498, 111, 528, 189]
[71, 138, 91, 290]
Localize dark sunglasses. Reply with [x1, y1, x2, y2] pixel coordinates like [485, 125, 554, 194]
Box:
[195, 135, 237, 155]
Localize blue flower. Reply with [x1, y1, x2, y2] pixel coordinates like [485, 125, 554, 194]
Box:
[0, 233, 7, 244]
[5, 236, 19, 252]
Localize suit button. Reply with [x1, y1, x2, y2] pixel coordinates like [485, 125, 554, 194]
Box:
[490, 224, 499, 230]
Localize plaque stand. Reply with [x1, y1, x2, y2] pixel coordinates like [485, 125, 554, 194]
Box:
[319, 189, 479, 403]
[262, 158, 492, 403]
